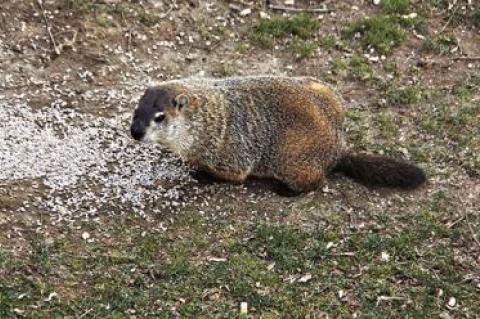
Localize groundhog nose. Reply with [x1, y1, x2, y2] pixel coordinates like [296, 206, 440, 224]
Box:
[130, 121, 145, 140]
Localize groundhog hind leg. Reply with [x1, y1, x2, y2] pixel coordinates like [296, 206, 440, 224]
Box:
[274, 126, 328, 195]
[276, 165, 325, 195]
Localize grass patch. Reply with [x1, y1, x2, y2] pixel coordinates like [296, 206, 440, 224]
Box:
[319, 34, 336, 48]
[344, 15, 406, 54]
[349, 54, 374, 80]
[471, 8, 480, 27]
[377, 111, 400, 139]
[250, 13, 319, 48]
[250, 223, 310, 271]
[381, 0, 411, 14]
[329, 55, 375, 81]
[417, 85, 479, 176]
[234, 42, 249, 54]
[289, 39, 318, 59]
[386, 85, 420, 105]
[138, 10, 161, 27]
[1, 213, 479, 317]
[420, 34, 458, 54]
[62, 0, 162, 27]
[30, 234, 51, 274]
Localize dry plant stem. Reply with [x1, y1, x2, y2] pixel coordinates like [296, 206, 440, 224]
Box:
[76, 308, 93, 319]
[439, 3, 459, 34]
[453, 56, 480, 61]
[465, 214, 480, 248]
[36, 0, 61, 56]
[376, 296, 407, 306]
[268, 4, 332, 13]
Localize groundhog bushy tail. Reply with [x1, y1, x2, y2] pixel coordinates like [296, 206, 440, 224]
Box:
[334, 152, 426, 189]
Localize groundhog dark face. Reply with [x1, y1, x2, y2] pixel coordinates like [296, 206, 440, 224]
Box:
[130, 86, 190, 147]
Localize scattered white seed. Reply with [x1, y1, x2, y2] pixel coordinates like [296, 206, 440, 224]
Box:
[298, 273, 312, 283]
[381, 251, 390, 262]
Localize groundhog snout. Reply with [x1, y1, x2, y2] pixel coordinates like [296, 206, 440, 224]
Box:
[130, 120, 146, 141]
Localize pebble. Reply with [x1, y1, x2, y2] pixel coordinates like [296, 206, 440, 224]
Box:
[239, 8, 251, 17]
[239, 302, 248, 315]
[447, 297, 456, 308]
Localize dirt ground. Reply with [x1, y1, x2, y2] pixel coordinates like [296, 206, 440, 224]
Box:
[0, 0, 479, 318]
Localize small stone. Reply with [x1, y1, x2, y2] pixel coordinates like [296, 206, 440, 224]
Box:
[373, 0, 381, 5]
[239, 8, 251, 16]
[402, 12, 418, 19]
[240, 302, 248, 315]
[81, 232, 90, 240]
[436, 288, 444, 297]
[447, 297, 456, 308]
[259, 11, 270, 19]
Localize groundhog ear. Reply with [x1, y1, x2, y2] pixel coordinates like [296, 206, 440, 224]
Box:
[174, 94, 189, 110]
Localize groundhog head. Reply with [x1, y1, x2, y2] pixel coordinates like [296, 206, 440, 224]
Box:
[130, 86, 191, 148]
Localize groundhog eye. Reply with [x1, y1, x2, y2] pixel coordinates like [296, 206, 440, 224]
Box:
[154, 112, 166, 123]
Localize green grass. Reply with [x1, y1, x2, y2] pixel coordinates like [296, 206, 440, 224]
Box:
[386, 85, 420, 105]
[349, 54, 374, 80]
[377, 111, 400, 139]
[421, 34, 458, 54]
[30, 234, 51, 274]
[318, 34, 336, 48]
[138, 9, 161, 27]
[95, 13, 117, 28]
[381, 0, 411, 14]
[329, 55, 375, 81]
[344, 15, 406, 54]
[472, 8, 480, 27]
[250, 13, 319, 49]
[62, 0, 162, 27]
[289, 39, 318, 59]
[1, 206, 479, 318]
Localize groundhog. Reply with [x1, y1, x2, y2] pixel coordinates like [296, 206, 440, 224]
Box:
[130, 76, 426, 194]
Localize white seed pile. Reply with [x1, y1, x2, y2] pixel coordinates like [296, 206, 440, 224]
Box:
[0, 97, 198, 221]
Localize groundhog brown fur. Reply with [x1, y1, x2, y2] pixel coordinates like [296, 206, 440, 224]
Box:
[130, 76, 426, 194]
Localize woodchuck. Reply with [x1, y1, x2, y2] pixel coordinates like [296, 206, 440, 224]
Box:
[130, 76, 426, 194]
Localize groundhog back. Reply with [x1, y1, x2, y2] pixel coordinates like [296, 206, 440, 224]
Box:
[222, 76, 345, 178]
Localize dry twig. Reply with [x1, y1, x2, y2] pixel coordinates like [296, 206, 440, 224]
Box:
[439, 2, 459, 34]
[36, 0, 61, 55]
[376, 296, 408, 306]
[268, 4, 332, 13]
[77, 308, 93, 319]
[447, 216, 464, 229]
[453, 56, 480, 61]
[465, 214, 480, 249]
